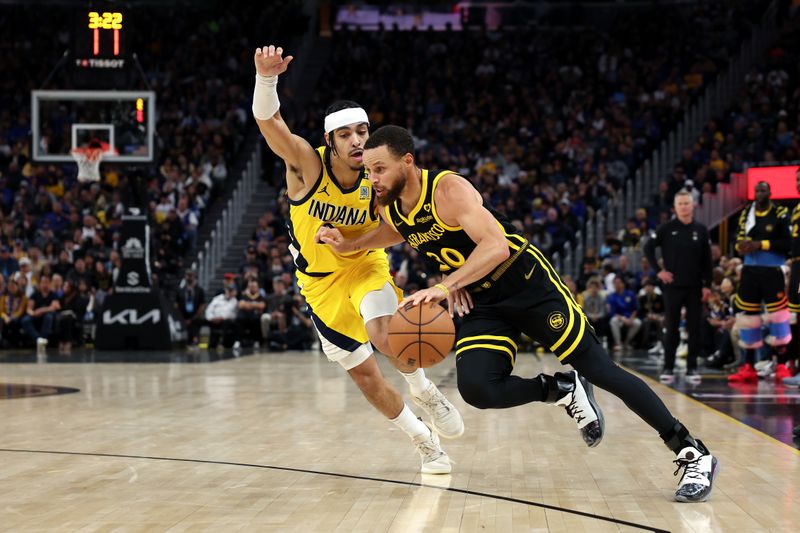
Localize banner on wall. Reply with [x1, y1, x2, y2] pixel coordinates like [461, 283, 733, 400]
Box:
[117, 214, 151, 292]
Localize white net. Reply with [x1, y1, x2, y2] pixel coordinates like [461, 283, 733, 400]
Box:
[71, 148, 103, 183]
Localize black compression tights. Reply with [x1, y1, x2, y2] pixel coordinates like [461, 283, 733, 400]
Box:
[567, 343, 677, 434]
[456, 344, 677, 436]
[456, 351, 547, 409]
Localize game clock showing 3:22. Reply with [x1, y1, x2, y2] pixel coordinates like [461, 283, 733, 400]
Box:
[73, 10, 129, 68]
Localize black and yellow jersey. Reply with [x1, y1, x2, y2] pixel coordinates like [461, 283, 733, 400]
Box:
[791, 203, 800, 259]
[383, 168, 527, 291]
[736, 202, 790, 267]
[287, 147, 381, 277]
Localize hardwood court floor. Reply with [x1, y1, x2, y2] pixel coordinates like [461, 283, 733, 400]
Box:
[1, 348, 798, 532]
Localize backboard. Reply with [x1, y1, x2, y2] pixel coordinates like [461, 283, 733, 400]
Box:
[31, 90, 155, 163]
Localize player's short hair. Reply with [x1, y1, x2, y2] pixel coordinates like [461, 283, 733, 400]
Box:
[363, 125, 414, 159]
[674, 189, 693, 201]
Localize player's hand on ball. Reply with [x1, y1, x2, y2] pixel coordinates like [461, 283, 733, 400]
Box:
[399, 286, 447, 309]
[447, 288, 472, 318]
[254, 45, 294, 77]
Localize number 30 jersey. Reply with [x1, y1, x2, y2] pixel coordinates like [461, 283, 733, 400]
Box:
[383, 168, 524, 288]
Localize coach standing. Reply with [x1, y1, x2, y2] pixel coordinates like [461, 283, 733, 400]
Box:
[645, 190, 712, 384]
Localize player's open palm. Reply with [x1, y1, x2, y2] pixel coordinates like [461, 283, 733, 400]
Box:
[254, 45, 294, 77]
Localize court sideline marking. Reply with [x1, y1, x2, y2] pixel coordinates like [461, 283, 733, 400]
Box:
[0, 448, 669, 533]
[623, 365, 800, 457]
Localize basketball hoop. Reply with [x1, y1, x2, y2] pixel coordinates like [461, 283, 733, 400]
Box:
[71, 147, 103, 183]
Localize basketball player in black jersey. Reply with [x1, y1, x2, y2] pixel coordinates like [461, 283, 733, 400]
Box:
[318, 125, 718, 503]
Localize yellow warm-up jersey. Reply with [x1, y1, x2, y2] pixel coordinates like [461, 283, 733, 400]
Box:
[287, 146, 382, 277]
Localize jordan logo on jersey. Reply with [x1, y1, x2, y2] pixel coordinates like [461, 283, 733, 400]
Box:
[318, 184, 330, 196]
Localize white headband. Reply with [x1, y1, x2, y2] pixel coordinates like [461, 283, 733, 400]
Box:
[324, 107, 369, 133]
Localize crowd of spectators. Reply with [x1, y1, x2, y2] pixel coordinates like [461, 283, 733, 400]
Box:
[556, 12, 800, 370]
[0, 1, 306, 350]
[1, 1, 793, 359]
[647, 17, 799, 214]
[238, 2, 781, 353]
[292, 1, 764, 265]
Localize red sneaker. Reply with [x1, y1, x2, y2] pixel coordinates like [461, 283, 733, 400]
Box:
[775, 364, 792, 382]
[728, 363, 758, 383]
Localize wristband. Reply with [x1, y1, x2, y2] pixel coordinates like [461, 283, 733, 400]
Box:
[252, 74, 280, 120]
[434, 283, 450, 298]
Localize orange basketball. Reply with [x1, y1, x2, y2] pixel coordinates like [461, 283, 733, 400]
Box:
[387, 302, 455, 369]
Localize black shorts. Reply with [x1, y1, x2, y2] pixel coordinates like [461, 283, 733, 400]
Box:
[457, 243, 598, 366]
[733, 265, 787, 314]
[788, 261, 800, 313]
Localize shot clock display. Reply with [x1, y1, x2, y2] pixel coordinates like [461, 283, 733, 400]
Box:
[73, 9, 129, 69]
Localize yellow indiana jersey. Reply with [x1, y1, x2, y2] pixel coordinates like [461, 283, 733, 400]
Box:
[287, 146, 383, 277]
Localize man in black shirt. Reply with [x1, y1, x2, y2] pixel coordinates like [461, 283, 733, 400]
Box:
[177, 269, 206, 346]
[21, 273, 60, 349]
[645, 190, 712, 384]
[236, 276, 267, 348]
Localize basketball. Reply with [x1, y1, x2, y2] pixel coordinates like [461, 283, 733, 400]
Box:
[387, 302, 455, 369]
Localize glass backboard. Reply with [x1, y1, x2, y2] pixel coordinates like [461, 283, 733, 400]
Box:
[31, 90, 155, 163]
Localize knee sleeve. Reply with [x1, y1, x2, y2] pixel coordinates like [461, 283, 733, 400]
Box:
[765, 309, 792, 346]
[736, 313, 763, 349]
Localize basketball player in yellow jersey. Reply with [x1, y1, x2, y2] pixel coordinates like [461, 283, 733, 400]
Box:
[322, 125, 718, 503]
[251, 45, 463, 474]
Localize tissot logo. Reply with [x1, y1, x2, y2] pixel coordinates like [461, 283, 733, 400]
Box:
[103, 309, 161, 325]
[75, 58, 126, 69]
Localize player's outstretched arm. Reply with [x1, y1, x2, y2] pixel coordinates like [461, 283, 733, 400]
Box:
[252, 45, 321, 197]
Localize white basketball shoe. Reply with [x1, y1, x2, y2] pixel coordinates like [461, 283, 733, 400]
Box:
[413, 425, 452, 474]
[412, 382, 465, 439]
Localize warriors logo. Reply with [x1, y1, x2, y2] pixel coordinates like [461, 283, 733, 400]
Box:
[548, 311, 566, 331]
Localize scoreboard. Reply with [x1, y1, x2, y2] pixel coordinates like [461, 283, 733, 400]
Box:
[73, 9, 128, 69]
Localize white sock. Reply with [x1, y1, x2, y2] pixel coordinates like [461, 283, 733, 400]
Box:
[390, 404, 428, 439]
[400, 368, 431, 396]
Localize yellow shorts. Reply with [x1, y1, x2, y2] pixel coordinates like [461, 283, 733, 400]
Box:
[297, 250, 402, 364]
